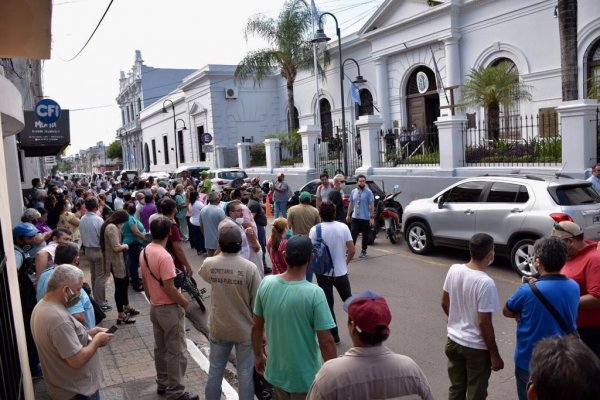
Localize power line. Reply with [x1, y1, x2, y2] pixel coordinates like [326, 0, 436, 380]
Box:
[63, 0, 115, 62]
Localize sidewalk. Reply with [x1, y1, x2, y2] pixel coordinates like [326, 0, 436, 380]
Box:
[33, 252, 215, 400]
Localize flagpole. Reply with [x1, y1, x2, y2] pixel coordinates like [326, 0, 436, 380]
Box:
[311, 0, 321, 129]
[430, 46, 450, 106]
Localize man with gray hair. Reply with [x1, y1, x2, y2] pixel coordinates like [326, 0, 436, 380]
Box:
[329, 174, 346, 223]
[200, 191, 225, 257]
[31, 264, 112, 399]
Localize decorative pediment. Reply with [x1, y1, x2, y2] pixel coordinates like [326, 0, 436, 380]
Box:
[360, 0, 442, 35]
[189, 102, 207, 115]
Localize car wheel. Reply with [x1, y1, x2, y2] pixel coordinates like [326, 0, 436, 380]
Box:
[511, 238, 538, 277]
[406, 221, 432, 254]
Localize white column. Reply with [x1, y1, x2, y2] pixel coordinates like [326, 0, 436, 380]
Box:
[374, 57, 391, 130]
[443, 36, 461, 114]
[215, 145, 226, 169]
[355, 115, 383, 175]
[298, 125, 320, 170]
[264, 139, 281, 172]
[557, 99, 599, 177]
[435, 115, 467, 172]
[236, 142, 251, 169]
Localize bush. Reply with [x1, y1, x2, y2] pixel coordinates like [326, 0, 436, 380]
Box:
[250, 145, 266, 167]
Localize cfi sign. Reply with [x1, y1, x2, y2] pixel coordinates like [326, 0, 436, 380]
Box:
[35, 99, 61, 124]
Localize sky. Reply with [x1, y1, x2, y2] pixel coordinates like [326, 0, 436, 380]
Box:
[44, 0, 385, 155]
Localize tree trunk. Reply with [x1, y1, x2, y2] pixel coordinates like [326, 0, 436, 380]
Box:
[558, 0, 578, 101]
[287, 81, 298, 132]
[487, 102, 500, 141]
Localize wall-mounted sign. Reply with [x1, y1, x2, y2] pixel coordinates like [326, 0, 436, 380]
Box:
[201, 132, 213, 144]
[202, 145, 214, 152]
[19, 99, 70, 156]
[416, 71, 429, 94]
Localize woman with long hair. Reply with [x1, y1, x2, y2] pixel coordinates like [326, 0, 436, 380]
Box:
[122, 202, 146, 291]
[100, 209, 138, 324]
[267, 217, 289, 274]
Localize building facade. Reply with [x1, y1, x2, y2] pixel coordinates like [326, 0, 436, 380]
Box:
[116, 50, 195, 172]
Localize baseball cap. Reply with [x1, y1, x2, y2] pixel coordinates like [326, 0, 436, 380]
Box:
[13, 223, 39, 238]
[201, 170, 209, 177]
[343, 290, 392, 335]
[218, 222, 242, 245]
[551, 221, 583, 239]
[299, 191, 311, 202]
[276, 172, 284, 178]
[284, 235, 312, 265]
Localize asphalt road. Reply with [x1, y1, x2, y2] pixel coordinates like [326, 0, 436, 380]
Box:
[184, 225, 522, 400]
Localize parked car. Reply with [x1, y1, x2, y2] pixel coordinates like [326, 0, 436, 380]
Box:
[117, 169, 139, 182]
[401, 174, 600, 277]
[294, 178, 386, 212]
[173, 165, 210, 182]
[208, 168, 248, 192]
[140, 171, 171, 181]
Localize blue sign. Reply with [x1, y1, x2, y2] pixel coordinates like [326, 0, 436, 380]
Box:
[35, 99, 61, 124]
[201, 132, 213, 144]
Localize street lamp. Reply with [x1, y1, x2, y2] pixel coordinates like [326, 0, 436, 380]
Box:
[175, 118, 188, 165]
[162, 99, 187, 169]
[312, 12, 359, 176]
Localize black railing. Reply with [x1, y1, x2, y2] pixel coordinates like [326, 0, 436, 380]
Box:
[314, 120, 361, 177]
[377, 127, 440, 167]
[462, 113, 561, 167]
[0, 255, 25, 400]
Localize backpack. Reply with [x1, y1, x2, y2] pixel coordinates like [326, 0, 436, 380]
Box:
[309, 224, 334, 275]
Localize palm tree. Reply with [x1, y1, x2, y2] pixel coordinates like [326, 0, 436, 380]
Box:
[557, 0, 578, 101]
[234, 0, 327, 132]
[461, 62, 532, 140]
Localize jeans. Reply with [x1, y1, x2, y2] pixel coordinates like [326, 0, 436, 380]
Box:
[445, 338, 492, 400]
[316, 274, 352, 338]
[350, 218, 370, 252]
[515, 366, 529, 400]
[127, 241, 143, 289]
[274, 201, 288, 218]
[73, 390, 100, 400]
[205, 337, 254, 400]
[257, 225, 267, 266]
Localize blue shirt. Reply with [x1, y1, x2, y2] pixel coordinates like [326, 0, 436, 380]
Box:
[505, 275, 580, 371]
[350, 187, 374, 220]
[122, 215, 144, 245]
[36, 266, 96, 329]
[587, 175, 600, 193]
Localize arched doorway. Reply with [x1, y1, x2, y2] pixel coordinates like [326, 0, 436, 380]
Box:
[355, 89, 374, 118]
[144, 143, 150, 172]
[405, 66, 440, 134]
[319, 99, 333, 141]
[586, 38, 600, 98]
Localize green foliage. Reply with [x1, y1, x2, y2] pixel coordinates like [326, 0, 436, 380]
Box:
[587, 76, 600, 101]
[55, 159, 73, 173]
[461, 62, 532, 110]
[106, 141, 122, 160]
[266, 130, 303, 166]
[465, 138, 562, 164]
[250, 144, 266, 167]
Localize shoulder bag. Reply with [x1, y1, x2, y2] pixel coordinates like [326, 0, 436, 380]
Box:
[529, 281, 579, 337]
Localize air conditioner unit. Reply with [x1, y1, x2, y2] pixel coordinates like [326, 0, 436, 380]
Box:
[225, 87, 238, 99]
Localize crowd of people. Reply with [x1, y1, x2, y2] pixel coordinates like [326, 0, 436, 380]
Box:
[11, 170, 600, 400]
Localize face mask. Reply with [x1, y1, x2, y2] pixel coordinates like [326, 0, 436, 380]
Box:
[235, 217, 244, 225]
[64, 287, 80, 308]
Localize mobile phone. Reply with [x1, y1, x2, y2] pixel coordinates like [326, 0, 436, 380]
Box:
[106, 325, 118, 334]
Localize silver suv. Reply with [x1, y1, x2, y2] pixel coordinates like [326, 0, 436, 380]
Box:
[402, 174, 600, 277]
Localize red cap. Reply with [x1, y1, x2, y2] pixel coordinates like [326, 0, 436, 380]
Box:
[344, 290, 391, 335]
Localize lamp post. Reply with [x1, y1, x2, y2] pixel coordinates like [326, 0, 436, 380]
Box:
[175, 118, 188, 166]
[312, 14, 366, 175]
[162, 99, 181, 169]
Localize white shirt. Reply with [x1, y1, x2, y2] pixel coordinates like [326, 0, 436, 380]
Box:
[443, 263, 500, 350]
[114, 197, 124, 210]
[309, 221, 352, 277]
[190, 200, 204, 226]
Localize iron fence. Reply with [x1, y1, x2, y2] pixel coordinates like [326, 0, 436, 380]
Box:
[462, 113, 561, 167]
[314, 121, 361, 177]
[0, 228, 24, 400]
[377, 126, 440, 167]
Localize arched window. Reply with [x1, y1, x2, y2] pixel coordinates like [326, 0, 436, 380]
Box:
[355, 89, 374, 118]
[319, 99, 333, 141]
[287, 107, 299, 132]
[587, 38, 600, 99]
[490, 57, 520, 131]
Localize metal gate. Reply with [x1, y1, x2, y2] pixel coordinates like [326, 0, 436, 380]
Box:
[313, 120, 361, 178]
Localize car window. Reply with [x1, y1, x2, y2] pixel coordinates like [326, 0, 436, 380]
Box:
[208, 172, 216, 179]
[444, 181, 486, 203]
[486, 183, 529, 203]
[553, 185, 600, 205]
[303, 182, 319, 195]
[221, 171, 247, 180]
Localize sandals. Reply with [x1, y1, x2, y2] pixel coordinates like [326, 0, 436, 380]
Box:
[117, 314, 136, 325]
[124, 307, 140, 316]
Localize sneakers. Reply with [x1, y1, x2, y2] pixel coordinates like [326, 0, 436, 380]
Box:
[175, 393, 199, 400]
[100, 303, 112, 311]
[359, 250, 367, 259]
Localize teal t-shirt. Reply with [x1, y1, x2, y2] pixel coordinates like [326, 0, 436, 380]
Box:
[122, 215, 144, 245]
[175, 194, 187, 219]
[253, 275, 335, 393]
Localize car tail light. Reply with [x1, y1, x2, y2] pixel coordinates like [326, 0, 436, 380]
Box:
[550, 213, 574, 223]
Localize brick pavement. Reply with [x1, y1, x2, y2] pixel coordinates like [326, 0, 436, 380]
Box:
[33, 250, 215, 400]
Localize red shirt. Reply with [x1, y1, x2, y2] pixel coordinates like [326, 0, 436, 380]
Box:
[166, 222, 184, 271]
[561, 241, 600, 328]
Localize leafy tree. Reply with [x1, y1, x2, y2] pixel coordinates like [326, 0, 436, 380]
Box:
[106, 141, 122, 160]
[557, 0, 578, 101]
[234, 0, 328, 132]
[461, 62, 532, 140]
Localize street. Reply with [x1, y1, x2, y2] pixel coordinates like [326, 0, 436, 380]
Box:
[186, 223, 521, 400]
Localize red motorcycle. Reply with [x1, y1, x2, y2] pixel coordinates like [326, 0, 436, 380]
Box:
[371, 184, 403, 244]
